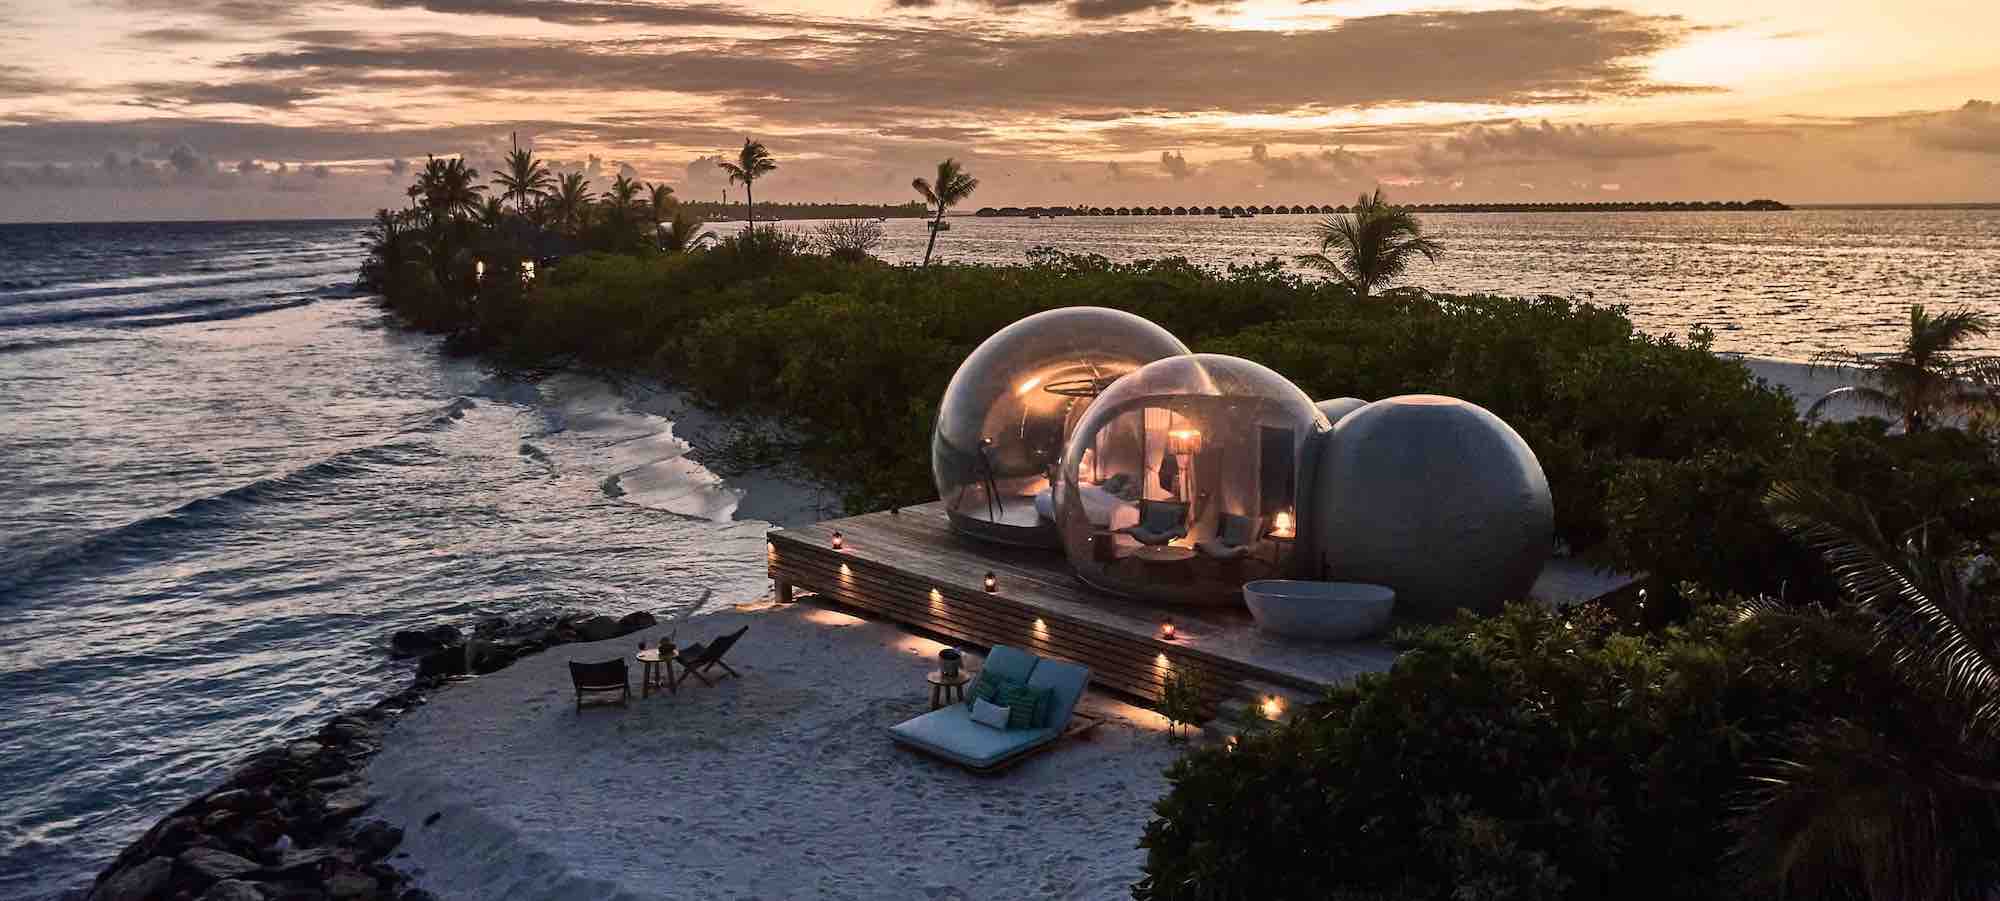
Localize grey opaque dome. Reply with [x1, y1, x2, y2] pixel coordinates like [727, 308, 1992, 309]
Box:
[1315, 397, 1369, 424]
[1057, 354, 1329, 606]
[1306, 395, 1552, 621]
[932, 307, 1189, 547]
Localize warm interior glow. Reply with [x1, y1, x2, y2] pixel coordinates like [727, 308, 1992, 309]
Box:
[1166, 429, 1204, 456]
[983, 571, 998, 592]
[1261, 696, 1283, 719]
[830, 530, 843, 549]
[1160, 619, 1177, 640]
[1271, 510, 1295, 539]
[1014, 374, 1044, 397]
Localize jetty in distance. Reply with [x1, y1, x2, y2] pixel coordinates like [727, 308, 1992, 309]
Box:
[974, 199, 1791, 217]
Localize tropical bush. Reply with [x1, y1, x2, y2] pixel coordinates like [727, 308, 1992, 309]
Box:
[1136, 602, 1816, 901]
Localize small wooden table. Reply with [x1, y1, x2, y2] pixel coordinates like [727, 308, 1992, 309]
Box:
[927, 669, 972, 709]
[1134, 545, 1196, 563]
[637, 647, 678, 697]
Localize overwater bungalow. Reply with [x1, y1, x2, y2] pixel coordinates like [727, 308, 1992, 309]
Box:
[1202, 206, 1218, 215]
[1288, 205, 1305, 214]
[1115, 207, 1131, 216]
[1306, 205, 1320, 214]
[1172, 206, 1188, 215]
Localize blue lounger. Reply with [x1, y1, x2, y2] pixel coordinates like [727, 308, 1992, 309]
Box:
[888, 645, 1091, 772]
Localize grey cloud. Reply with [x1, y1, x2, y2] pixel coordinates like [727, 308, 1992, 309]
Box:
[128, 27, 234, 43]
[226, 7, 1698, 124]
[1159, 150, 1192, 179]
[1913, 100, 2000, 154]
[1249, 143, 1368, 180]
[368, 0, 772, 28]
[128, 81, 321, 109]
[168, 145, 205, 175]
[0, 64, 62, 98]
[1438, 120, 1708, 168]
[1069, 0, 1175, 18]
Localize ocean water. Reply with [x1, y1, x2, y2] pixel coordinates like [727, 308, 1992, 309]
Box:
[0, 208, 1996, 896]
[857, 208, 2000, 360]
[0, 221, 777, 898]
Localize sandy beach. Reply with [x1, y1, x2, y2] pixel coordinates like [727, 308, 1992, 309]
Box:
[367, 599, 1182, 901]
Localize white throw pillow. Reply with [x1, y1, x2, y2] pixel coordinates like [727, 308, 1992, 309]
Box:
[970, 698, 1011, 730]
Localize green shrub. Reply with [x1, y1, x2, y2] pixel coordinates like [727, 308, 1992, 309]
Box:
[1134, 604, 1817, 901]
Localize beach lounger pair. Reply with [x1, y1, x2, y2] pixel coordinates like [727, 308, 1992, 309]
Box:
[568, 625, 748, 712]
[888, 645, 1091, 772]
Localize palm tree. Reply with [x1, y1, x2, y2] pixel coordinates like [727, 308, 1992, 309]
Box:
[659, 208, 715, 254]
[646, 182, 676, 224]
[1296, 187, 1441, 299]
[608, 173, 642, 212]
[493, 143, 553, 212]
[716, 138, 777, 229]
[1807, 305, 2000, 432]
[1732, 482, 2000, 900]
[912, 157, 979, 266]
[407, 155, 485, 221]
[549, 172, 593, 235]
[359, 207, 423, 291]
[474, 196, 508, 229]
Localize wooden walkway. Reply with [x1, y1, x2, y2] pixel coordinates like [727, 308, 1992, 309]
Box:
[766, 501, 1397, 706]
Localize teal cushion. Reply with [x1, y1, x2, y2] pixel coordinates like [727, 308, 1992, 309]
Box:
[966, 671, 1008, 710]
[1001, 684, 1052, 730]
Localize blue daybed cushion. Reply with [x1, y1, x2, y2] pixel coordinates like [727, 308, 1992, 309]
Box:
[981, 645, 1039, 686]
[889, 705, 1057, 769]
[1024, 658, 1090, 729]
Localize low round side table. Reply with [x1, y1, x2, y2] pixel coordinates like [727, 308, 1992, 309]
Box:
[927, 670, 972, 709]
[637, 647, 678, 697]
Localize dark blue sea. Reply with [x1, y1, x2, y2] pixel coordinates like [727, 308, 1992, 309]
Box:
[0, 221, 777, 898]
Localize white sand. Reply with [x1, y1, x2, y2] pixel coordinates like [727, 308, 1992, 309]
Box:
[368, 600, 1185, 901]
[1739, 356, 1874, 422]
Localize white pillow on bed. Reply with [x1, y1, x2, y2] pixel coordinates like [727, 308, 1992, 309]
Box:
[970, 698, 1012, 729]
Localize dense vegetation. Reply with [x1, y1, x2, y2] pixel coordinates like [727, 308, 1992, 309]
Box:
[363, 148, 2000, 900]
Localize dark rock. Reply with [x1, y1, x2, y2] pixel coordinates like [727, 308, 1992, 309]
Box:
[473, 616, 509, 636]
[323, 788, 372, 822]
[349, 820, 403, 861]
[321, 720, 378, 746]
[309, 775, 354, 792]
[202, 809, 240, 832]
[286, 741, 326, 762]
[414, 647, 465, 680]
[181, 846, 261, 882]
[398, 890, 440, 901]
[325, 869, 380, 901]
[421, 812, 441, 828]
[206, 789, 254, 812]
[265, 885, 331, 901]
[199, 880, 267, 901]
[572, 614, 623, 642]
[616, 611, 658, 635]
[388, 625, 461, 658]
[91, 857, 173, 901]
[153, 816, 203, 854]
[267, 847, 340, 880]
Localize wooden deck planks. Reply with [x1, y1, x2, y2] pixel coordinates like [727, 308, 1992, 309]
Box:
[767, 501, 1396, 706]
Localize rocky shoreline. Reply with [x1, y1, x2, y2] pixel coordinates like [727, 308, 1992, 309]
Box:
[75, 609, 667, 901]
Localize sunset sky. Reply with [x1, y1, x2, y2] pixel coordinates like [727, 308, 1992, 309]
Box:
[0, 0, 1995, 220]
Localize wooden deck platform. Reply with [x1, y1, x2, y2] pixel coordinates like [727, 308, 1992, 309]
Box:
[767, 501, 1394, 705]
[767, 501, 1636, 707]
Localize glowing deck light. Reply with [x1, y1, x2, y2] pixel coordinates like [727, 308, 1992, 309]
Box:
[1261, 696, 1283, 720]
[983, 571, 998, 593]
[830, 530, 844, 550]
[1159, 619, 1177, 641]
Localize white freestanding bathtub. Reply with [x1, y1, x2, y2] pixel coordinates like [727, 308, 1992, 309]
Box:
[1242, 580, 1396, 641]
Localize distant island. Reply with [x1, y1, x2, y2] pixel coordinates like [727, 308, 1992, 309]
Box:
[975, 199, 1790, 217]
[686, 200, 929, 221]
